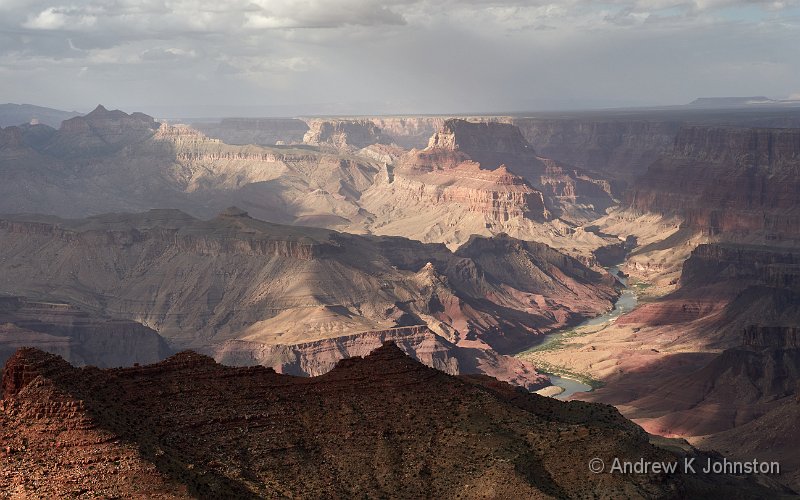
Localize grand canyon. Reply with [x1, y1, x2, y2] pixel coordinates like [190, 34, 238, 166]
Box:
[2, 97, 799, 497]
[3, 2, 800, 495]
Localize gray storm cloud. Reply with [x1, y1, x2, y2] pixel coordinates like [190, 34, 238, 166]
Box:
[0, 0, 798, 116]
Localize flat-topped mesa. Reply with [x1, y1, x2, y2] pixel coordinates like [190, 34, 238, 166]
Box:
[154, 123, 325, 167]
[435, 165, 549, 221]
[742, 326, 800, 349]
[628, 125, 800, 239]
[389, 159, 550, 222]
[303, 119, 394, 150]
[154, 123, 217, 142]
[427, 119, 534, 156]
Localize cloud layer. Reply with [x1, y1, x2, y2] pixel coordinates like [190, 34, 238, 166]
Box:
[1, 0, 799, 115]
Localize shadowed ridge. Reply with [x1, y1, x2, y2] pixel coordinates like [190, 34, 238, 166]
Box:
[218, 206, 250, 218]
[1, 347, 73, 399]
[157, 350, 220, 368]
[82, 104, 155, 124]
[320, 341, 442, 382]
[0, 343, 792, 497]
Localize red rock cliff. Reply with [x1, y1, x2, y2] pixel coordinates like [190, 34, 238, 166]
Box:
[628, 126, 800, 239]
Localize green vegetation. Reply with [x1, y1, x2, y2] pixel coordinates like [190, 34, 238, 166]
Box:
[518, 326, 588, 354]
[523, 359, 605, 389]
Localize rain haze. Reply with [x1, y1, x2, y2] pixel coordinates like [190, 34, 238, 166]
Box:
[1, 0, 800, 116]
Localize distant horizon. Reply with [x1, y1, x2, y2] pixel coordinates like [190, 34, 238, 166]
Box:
[6, 95, 800, 122]
[2, 1, 799, 119]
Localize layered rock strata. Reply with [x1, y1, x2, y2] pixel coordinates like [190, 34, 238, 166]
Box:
[0, 296, 171, 367]
[193, 117, 309, 146]
[303, 119, 393, 150]
[628, 126, 800, 240]
[0, 209, 617, 387]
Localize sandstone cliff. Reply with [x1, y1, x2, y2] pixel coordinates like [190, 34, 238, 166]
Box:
[416, 119, 615, 217]
[366, 116, 446, 148]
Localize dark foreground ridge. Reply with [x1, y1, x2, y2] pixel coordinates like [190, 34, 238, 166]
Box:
[0, 343, 792, 498]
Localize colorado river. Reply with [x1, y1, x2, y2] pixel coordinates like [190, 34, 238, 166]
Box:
[519, 266, 639, 399]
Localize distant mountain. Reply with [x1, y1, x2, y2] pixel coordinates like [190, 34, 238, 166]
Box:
[0, 103, 81, 128]
[688, 96, 777, 108]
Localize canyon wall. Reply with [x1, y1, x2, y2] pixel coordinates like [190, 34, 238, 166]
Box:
[512, 118, 680, 183]
[0, 296, 171, 367]
[213, 325, 548, 391]
[680, 243, 800, 290]
[628, 126, 800, 240]
[742, 325, 800, 349]
[192, 117, 309, 146]
[0, 209, 617, 386]
[303, 119, 393, 150]
[406, 119, 615, 216]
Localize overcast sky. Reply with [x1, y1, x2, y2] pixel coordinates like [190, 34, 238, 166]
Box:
[1, 0, 799, 117]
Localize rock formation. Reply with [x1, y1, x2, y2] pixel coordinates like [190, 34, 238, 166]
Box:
[0, 344, 787, 498]
[628, 126, 800, 241]
[0, 209, 618, 387]
[213, 324, 549, 390]
[512, 118, 680, 185]
[599, 324, 800, 490]
[303, 119, 394, 150]
[576, 242, 800, 489]
[0, 296, 171, 367]
[44, 105, 159, 156]
[366, 116, 446, 148]
[415, 119, 615, 216]
[512, 107, 800, 185]
[0, 107, 623, 261]
[193, 117, 309, 146]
